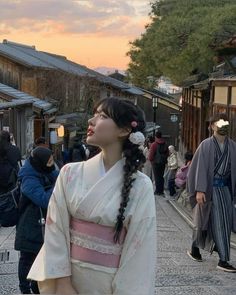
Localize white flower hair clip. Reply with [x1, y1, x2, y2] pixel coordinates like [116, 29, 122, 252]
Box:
[129, 131, 145, 146]
[216, 119, 229, 128]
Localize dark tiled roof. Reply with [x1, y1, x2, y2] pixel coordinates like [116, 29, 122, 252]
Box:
[0, 82, 55, 111]
[0, 40, 145, 96]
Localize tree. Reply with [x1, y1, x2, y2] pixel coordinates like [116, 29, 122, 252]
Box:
[127, 0, 236, 86]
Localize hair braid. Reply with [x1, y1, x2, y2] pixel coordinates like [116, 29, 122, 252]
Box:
[114, 140, 146, 243]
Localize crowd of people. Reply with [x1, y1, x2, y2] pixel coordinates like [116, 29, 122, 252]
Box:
[144, 130, 192, 199]
[0, 98, 236, 294]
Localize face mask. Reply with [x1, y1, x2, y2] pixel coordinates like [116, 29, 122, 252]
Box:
[217, 125, 229, 136]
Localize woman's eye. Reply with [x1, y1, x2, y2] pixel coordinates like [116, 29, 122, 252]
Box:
[99, 114, 107, 119]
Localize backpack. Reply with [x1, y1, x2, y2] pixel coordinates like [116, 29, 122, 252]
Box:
[154, 143, 168, 165]
[0, 163, 20, 227]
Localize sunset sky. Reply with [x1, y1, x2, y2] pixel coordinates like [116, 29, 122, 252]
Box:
[0, 0, 151, 70]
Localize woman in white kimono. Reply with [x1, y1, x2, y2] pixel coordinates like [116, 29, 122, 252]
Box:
[28, 97, 157, 294]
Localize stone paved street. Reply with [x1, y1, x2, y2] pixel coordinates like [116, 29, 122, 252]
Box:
[155, 195, 236, 295]
[0, 195, 236, 294]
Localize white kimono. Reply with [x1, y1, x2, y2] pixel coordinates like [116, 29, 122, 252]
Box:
[28, 153, 157, 294]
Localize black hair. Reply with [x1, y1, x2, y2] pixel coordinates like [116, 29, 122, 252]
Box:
[0, 130, 11, 143]
[94, 97, 146, 243]
[35, 137, 46, 145]
[209, 113, 229, 124]
[144, 135, 155, 148]
[149, 135, 155, 143]
[184, 151, 193, 164]
[155, 131, 162, 138]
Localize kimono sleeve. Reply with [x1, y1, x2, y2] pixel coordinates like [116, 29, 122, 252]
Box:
[112, 177, 157, 295]
[187, 141, 209, 195]
[28, 165, 71, 283]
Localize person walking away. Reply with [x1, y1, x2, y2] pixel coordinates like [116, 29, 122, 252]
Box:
[149, 131, 168, 195]
[0, 130, 21, 171]
[28, 97, 157, 294]
[0, 140, 18, 226]
[142, 135, 155, 179]
[15, 147, 59, 294]
[187, 113, 236, 272]
[166, 145, 178, 197]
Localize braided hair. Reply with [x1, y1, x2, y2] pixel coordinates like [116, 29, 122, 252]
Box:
[94, 98, 146, 243]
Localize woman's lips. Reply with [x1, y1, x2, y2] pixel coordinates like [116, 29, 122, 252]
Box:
[87, 128, 94, 136]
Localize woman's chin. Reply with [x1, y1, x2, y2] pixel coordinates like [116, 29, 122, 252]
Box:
[86, 137, 99, 146]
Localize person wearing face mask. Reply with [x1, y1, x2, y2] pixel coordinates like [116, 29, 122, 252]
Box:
[187, 113, 236, 273]
[15, 147, 59, 294]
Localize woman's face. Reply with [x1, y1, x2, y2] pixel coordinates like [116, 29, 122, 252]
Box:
[87, 107, 129, 148]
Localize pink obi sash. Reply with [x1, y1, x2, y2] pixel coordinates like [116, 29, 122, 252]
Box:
[70, 217, 127, 268]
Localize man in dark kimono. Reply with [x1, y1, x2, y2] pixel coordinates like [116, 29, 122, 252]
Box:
[187, 113, 236, 273]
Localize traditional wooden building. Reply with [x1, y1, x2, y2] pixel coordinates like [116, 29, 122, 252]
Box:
[181, 72, 236, 154]
[180, 35, 236, 154]
[211, 75, 236, 140]
[0, 40, 153, 149]
[0, 82, 57, 155]
[140, 88, 181, 147]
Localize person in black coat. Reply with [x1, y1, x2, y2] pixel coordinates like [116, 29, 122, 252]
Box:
[15, 147, 59, 294]
[0, 140, 17, 195]
[0, 130, 21, 171]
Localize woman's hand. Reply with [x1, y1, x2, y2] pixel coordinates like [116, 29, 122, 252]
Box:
[196, 192, 206, 205]
[55, 277, 78, 294]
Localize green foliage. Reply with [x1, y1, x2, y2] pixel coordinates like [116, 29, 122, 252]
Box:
[127, 0, 236, 86]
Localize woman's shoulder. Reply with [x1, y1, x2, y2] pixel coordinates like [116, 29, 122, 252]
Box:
[135, 171, 154, 192]
[60, 161, 84, 175]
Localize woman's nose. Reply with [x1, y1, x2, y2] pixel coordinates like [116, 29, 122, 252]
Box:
[88, 116, 95, 126]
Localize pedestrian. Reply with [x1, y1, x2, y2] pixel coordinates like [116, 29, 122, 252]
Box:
[175, 151, 193, 189]
[69, 138, 88, 162]
[0, 140, 18, 226]
[0, 140, 17, 195]
[28, 97, 157, 294]
[34, 137, 49, 149]
[14, 147, 59, 294]
[142, 135, 154, 179]
[166, 145, 178, 197]
[0, 130, 21, 171]
[187, 113, 236, 272]
[149, 131, 168, 195]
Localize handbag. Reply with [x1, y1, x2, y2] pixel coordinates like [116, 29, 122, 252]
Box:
[0, 183, 21, 227]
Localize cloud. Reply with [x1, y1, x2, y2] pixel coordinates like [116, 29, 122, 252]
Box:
[0, 0, 150, 37]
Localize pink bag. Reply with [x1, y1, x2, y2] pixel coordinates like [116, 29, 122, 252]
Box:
[175, 165, 189, 188]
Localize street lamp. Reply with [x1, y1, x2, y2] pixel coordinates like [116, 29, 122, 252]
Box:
[152, 97, 158, 136]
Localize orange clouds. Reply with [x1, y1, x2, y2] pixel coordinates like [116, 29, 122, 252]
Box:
[0, 0, 151, 69]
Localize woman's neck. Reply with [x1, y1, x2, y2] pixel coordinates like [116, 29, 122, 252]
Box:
[101, 145, 123, 171]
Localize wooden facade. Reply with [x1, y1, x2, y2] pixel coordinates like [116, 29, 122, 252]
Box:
[0, 82, 56, 155]
[211, 78, 236, 141]
[181, 76, 236, 154]
[141, 89, 181, 147]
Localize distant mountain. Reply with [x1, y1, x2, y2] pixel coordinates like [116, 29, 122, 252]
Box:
[93, 67, 126, 76]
